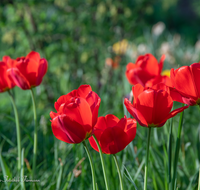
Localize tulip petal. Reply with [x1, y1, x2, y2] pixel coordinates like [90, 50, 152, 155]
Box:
[126, 61, 156, 86]
[191, 63, 200, 98]
[165, 105, 189, 121]
[152, 82, 170, 93]
[89, 116, 107, 152]
[126, 62, 137, 70]
[54, 90, 77, 111]
[51, 115, 87, 144]
[153, 90, 173, 124]
[26, 51, 41, 63]
[116, 116, 127, 130]
[3, 56, 16, 67]
[89, 136, 99, 152]
[85, 91, 100, 113]
[173, 66, 198, 99]
[169, 87, 196, 105]
[125, 118, 137, 141]
[63, 97, 93, 130]
[125, 63, 138, 85]
[15, 56, 37, 87]
[36, 58, 48, 86]
[132, 84, 144, 105]
[91, 98, 101, 127]
[136, 53, 159, 76]
[7, 68, 30, 90]
[100, 126, 129, 154]
[136, 89, 155, 124]
[77, 84, 92, 98]
[146, 75, 172, 88]
[158, 54, 165, 74]
[105, 114, 119, 128]
[124, 98, 148, 127]
[170, 68, 177, 88]
[50, 111, 58, 120]
[132, 68, 151, 86]
[93, 116, 107, 132]
[0, 62, 15, 92]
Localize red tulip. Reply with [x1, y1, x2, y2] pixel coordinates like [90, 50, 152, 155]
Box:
[125, 53, 165, 86]
[7, 51, 48, 90]
[124, 84, 189, 127]
[89, 114, 137, 154]
[0, 56, 16, 92]
[170, 63, 200, 106]
[50, 85, 101, 144]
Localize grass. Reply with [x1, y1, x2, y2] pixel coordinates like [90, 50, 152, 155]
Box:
[0, 20, 200, 190]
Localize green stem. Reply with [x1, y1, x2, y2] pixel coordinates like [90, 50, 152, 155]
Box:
[168, 117, 173, 190]
[113, 154, 124, 190]
[8, 91, 21, 171]
[93, 135, 109, 190]
[144, 127, 151, 190]
[21, 148, 26, 190]
[172, 108, 184, 190]
[198, 167, 200, 190]
[30, 89, 37, 181]
[83, 141, 96, 190]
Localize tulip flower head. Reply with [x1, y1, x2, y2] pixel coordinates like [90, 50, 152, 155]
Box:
[50, 85, 101, 144]
[124, 84, 189, 128]
[170, 63, 200, 106]
[0, 56, 16, 92]
[89, 114, 137, 154]
[7, 51, 48, 90]
[125, 53, 165, 86]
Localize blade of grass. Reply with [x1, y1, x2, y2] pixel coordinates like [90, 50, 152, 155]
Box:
[56, 158, 63, 190]
[134, 158, 145, 181]
[0, 141, 11, 189]
[124, 166, 138, 190]
[62, 172, 72, 190]
[0, 133, 15, 147]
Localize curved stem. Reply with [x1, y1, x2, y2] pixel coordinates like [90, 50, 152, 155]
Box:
[30, 89, 37, 181]
[144, 127, 151, 190]
[93, 135, 109, 190]
[172, 108, 184, 190]
[83, 141, 96, 190]
[8, 91, 21, 171]
[168, 117, 173, 190]
[113, 154, 124, 190]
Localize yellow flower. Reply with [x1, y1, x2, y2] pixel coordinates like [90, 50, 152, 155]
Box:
[112, 39, 128, 55]
[161, 70, 170, 77]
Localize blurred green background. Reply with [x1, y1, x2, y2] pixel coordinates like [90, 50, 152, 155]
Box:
[0, 0, 200, 189]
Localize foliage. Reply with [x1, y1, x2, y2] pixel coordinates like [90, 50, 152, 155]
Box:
[0, 0, 200, 189]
